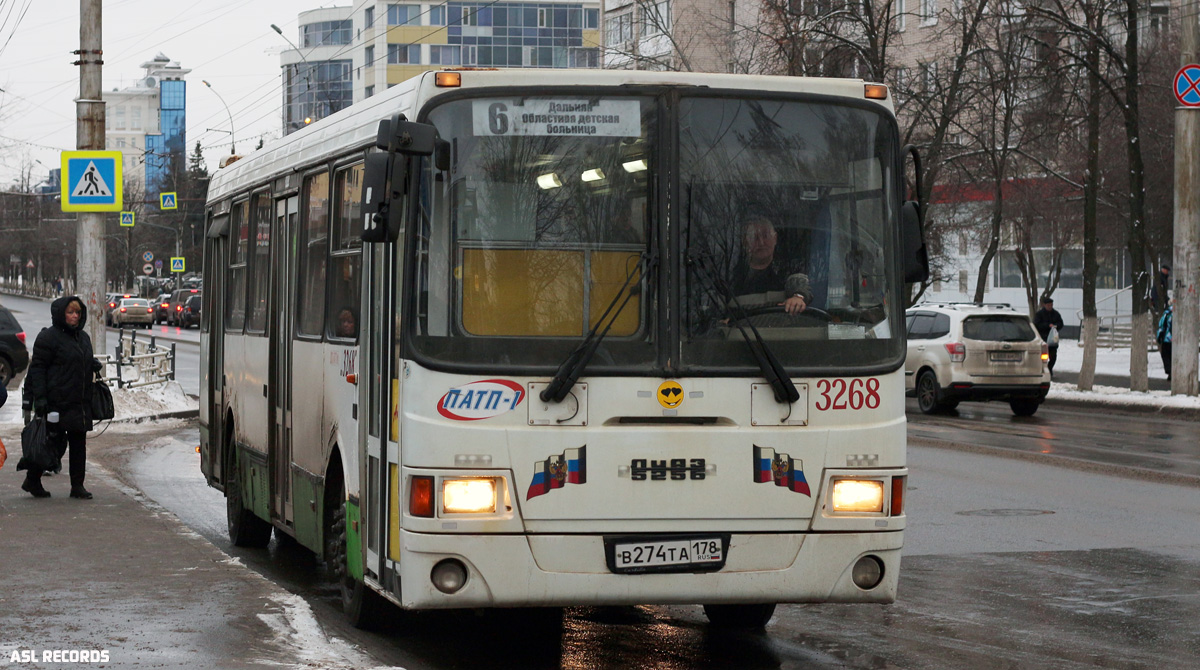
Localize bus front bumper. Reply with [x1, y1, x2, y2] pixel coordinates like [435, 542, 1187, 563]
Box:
[391, 529, 903, 609]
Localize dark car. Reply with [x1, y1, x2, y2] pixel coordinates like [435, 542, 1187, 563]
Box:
[167, 288, 201, 326]
[179, 294, 202, 329]
[154, 292, 173, 324]
[0, 304, 30, 388]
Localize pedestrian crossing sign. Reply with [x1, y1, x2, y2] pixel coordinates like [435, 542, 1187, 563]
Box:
[120, 211, 135, 227]
[60, 150, 123, 212]
[170, 257, 185, 273]
[160, 192, 178, 210]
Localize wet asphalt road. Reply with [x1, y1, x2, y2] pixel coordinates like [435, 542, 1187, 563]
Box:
[93, 412, 1200, 670]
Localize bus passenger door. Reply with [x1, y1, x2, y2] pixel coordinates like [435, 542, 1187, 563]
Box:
[202, 214, 227, 483]
[271, 195, 298, 525]
[360, 243, 399, 594]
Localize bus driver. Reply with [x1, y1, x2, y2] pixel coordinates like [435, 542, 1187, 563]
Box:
[731, 217, 813, 315]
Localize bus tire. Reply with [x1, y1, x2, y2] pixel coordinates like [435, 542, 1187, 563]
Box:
[325, 477, 387, 629]
[702, 603, 776, 630]
[226, 441, 273, 548]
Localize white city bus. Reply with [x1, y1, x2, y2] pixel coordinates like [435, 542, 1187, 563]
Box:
[199, 68, 928, 628]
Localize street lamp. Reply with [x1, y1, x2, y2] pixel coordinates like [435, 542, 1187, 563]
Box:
[201, 80, 236, 154]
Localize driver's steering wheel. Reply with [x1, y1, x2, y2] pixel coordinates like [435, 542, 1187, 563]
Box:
[728, 303, 832, 323]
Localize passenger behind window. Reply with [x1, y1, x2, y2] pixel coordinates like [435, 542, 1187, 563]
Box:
[336, 307, 358, 339]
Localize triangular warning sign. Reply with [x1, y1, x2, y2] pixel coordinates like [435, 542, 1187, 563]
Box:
[71, 161, 112, 197]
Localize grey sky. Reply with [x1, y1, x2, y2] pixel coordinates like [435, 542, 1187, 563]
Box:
[0, 0, 344, 187]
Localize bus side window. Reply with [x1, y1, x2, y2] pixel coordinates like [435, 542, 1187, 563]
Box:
[328, 162, 365, 342]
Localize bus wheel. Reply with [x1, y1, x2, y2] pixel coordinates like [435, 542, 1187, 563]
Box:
[226, 448, 272, 548]
[325, 479, 387, 629]
[702, 603, 776, 630]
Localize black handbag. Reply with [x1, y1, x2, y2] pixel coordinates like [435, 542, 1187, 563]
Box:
[91, 379, 115, 421]
[16, 416, 58, 472]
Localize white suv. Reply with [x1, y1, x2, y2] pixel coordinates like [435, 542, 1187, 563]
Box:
[904, 303, 1051, 416]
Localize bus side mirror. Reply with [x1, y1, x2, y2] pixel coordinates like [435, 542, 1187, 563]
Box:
[379, 113, 438, 156]
[435, 137, 451, 172]
[361, 152, 407, 243]
[902, 200, 929, 283]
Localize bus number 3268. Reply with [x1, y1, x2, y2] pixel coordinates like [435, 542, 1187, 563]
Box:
[814, 378, 881, 411]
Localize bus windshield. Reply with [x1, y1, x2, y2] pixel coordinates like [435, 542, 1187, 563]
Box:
[413, 91, 902, 373]
[680, 96, 902, 371]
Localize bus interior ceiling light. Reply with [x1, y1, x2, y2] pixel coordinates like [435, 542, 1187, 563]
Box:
[831, 479, 885, 513]
[442, 479, 496, 514]
[537, 173, 563, 190]
[622, 159, 648, 173]
[435, 71, 462, 87]
[581, 168, 606, 182]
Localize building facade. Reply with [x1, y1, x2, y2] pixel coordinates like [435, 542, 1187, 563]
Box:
[103, 53, 190, 196]
[279, 1, 603, 135]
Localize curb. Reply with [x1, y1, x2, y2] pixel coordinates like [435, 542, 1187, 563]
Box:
[111, 408, 200, 424]
[1041, 396, 1200, 421]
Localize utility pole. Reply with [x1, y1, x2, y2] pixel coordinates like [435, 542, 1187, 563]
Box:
[76, 0, 106, 352]
[1175, 0, 1200, 395]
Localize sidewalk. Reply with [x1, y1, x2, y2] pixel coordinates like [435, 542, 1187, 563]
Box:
[0, 424, 371, 669]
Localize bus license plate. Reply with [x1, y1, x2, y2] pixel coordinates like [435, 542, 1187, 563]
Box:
[990, 351, 1023, 362]
[611, 538, 724, 573]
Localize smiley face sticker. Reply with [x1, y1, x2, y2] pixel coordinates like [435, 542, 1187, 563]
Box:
[657, 380, 684, 409]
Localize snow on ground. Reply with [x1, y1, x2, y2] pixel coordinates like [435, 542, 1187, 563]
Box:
[110, 381, 196, 420]
[1053, 339, 1177, 379]
[1048, 382, 1200, 410]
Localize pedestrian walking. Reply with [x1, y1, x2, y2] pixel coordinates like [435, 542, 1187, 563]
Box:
[20, 296, 102, 499]
[1151, 265, 1171, 313]
[1157, 299, 1173, 380]
[1033, 296, 1065, 377]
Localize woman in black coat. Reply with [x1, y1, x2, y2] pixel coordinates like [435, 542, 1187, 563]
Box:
[22, 296, 101, 499]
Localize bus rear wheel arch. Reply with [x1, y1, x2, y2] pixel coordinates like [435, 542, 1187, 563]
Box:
[225, 421, 272, 548]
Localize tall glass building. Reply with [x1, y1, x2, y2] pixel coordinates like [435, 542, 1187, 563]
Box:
[103, 54, 190, 195]
[278, 2, 601, 135]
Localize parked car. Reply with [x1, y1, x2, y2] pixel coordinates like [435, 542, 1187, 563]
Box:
[154, 292, 173, 324]
[904, 303, 1050, 416]
[0, 304, 30, 388]
[112, 298, 155, 328]
[167, 288, 201, 326]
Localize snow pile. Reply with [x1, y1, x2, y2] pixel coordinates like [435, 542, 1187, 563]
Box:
[1048, 383, 1200, 410]
[110, 381, 197, 421]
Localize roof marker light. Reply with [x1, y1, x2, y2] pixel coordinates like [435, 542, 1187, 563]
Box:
[864, 84, 888, 100]
[436, 71, 462, 87]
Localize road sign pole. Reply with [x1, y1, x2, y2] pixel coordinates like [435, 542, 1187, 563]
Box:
[77, 0, 106, 353]
[1174, 2, 1200, 396]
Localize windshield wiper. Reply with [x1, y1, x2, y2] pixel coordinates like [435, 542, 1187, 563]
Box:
[686, 250, 800, 405]
[540, 251, 656, 404]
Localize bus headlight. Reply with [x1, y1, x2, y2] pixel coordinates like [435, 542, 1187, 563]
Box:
[831, 479, 885, 513]
[442, 479, 497, 514]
